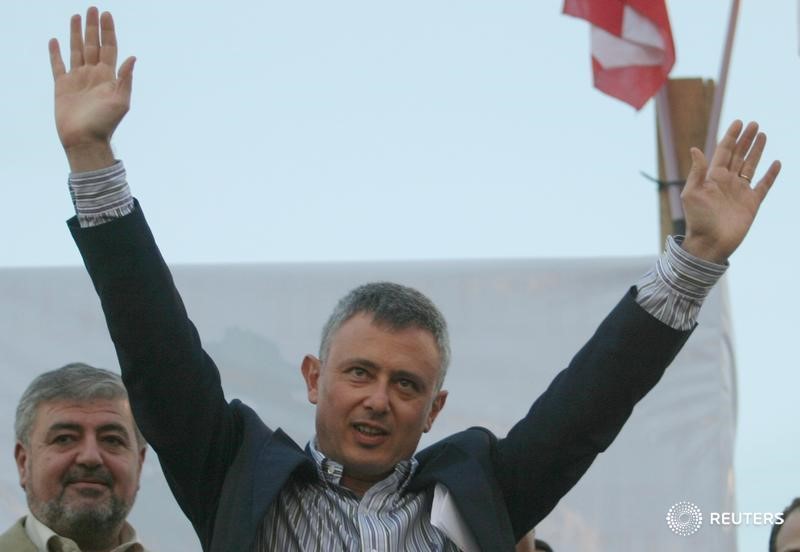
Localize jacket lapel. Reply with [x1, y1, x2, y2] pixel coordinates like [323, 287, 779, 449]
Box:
[211, 405, 314, 552]
[410, 440, 516, 552]
[0, 518, 39, 552]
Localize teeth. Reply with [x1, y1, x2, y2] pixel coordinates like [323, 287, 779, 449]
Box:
[355, 425, 385, 436]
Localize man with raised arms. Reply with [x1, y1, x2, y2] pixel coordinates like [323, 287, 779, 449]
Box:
[49, 7, 781, 551]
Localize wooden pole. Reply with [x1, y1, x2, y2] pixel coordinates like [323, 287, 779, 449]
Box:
[657, 77, 715, 246]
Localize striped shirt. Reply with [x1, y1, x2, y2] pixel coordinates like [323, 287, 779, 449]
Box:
[69, 162, 134, 224]
[636, 236, 727, 329]
[67, 161, 727, 550]
[254, 440, 458, 551]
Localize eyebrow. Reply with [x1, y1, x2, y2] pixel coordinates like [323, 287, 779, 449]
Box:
[47, 422, 131, 437]
[343, 358, 379, 370]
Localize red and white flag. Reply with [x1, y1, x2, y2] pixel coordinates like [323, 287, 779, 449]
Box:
[564, 0, 675, 109]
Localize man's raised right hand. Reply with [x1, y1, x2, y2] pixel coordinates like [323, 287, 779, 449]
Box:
[49, 6, 135, 172]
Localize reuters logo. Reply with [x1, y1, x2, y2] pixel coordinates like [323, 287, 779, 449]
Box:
[666, 501, 703, 536]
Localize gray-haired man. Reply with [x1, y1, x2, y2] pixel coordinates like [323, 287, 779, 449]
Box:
[0, 363, 148, 552]
[49, 7, 780, 552]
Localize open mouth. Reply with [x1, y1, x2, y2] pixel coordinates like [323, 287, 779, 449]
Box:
[353, 423, 389, 437]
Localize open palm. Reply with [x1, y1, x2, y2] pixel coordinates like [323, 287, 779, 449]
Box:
[49, 8, 135, 150]
[681, 120, 781, 263]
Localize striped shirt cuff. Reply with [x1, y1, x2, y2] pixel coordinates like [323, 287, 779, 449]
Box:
[69, 161, 134, 228]
[635, 235, 728, 330]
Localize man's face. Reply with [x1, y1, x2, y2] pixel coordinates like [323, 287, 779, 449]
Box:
[14, 398, 145, 539]
[776, 509, 800, 552]
[302, 313, 447, 491]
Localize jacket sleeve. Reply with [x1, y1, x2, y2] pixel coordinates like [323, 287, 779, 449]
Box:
[69, 201, 241, 546]
[494, 287, 693, 540]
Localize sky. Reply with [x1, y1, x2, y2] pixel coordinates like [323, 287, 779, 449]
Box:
[1, 2, 798, 550]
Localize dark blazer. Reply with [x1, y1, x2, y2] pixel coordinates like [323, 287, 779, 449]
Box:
[70, 202, 691, 551]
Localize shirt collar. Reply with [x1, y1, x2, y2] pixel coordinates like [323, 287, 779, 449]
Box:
[24, 511, 141, 552]
[308, 436, 419, 493]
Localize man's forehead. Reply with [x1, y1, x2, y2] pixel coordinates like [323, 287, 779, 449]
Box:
[335, 312, 435, 339]
[34, 398, 135, 432]
[330, 313, 439, 354]
[326, 313, 443, 385]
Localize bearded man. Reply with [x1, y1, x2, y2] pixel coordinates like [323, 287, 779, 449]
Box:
[0, 363, 148, 552]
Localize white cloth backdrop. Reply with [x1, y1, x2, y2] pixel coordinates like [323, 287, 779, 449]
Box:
[0, 257, 736, 550]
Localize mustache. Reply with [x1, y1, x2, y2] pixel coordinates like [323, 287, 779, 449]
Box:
[62, 466, 113, 487]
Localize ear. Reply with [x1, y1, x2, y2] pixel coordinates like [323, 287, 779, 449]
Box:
[134, 445, 147, 491]
[424, 390, 448, 433]
[138, 445, 146, 471]
[301, 355, 322, 405]
[14, 442, 29, 490]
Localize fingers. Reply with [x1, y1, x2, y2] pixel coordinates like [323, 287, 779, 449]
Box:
[69, 14, 84, 70]
[709, 119, 743, 170]
[738, 132, 766, 182]
[116, 56, 136, 96]
[48, 38, 66, 79]
[711, 120, 771, 186]
[729, 122, 759, 176]
[99, 11, 118, 67]
[683, 147, 708, 193]
[84, 7, 100, 65]
[63, 9, 119, 72]
[753, 160, 782, 204]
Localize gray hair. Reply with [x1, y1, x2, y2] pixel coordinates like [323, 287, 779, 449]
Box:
[319, 282, 451, 389]
[15, 362, 146, 449]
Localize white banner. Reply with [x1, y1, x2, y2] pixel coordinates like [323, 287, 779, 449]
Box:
[0, 259, 736, 551]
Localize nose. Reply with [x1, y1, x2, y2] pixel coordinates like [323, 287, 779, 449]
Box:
[74, 437, 103, 467]
[362, 383, 390, 415]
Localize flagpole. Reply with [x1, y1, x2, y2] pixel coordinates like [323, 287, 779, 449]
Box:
[656, 79, 715, 245]
[655, 89, 685, 236]
[704, 0, 741, 159]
